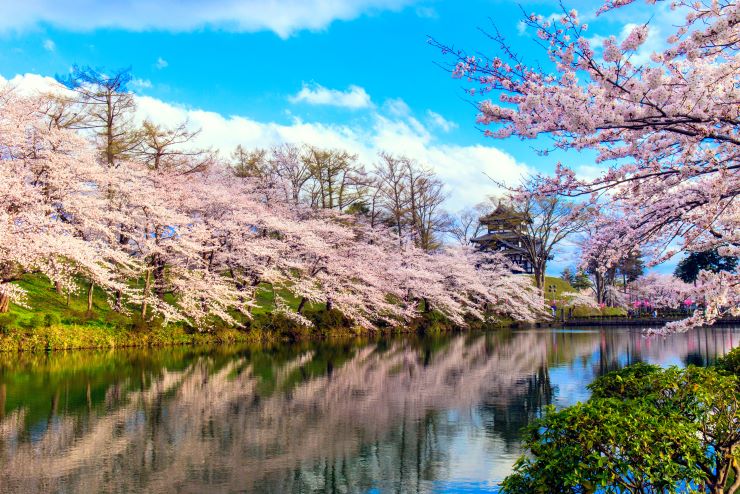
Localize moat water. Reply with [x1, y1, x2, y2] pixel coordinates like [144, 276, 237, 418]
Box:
[0, 326, 737, 493]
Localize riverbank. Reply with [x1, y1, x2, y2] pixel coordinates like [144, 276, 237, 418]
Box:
[0, 273, 641, 354]
[0, 324, 259, 353]
[0, 294, 517, 352]
[0, 316, 516, 353]
[0, 273, 518, 353]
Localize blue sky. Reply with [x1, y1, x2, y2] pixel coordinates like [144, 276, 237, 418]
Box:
[0, 0, 682, 273]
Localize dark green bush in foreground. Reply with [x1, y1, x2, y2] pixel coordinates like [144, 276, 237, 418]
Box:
[501, 349, 740, 494]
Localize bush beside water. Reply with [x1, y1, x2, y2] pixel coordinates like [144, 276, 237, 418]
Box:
[501, 348, 740, 493]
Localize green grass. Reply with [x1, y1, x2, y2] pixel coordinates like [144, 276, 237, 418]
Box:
[540, 276, 577, 302]
[252, 284, 323, 315]
[7, 274, 127, 329]
[0, 273, 262, 352]
[570, 305, 627, 318]
[4, 273, 327, 329]
[0, 321, 255, 353]
[538, 275, 627, 318]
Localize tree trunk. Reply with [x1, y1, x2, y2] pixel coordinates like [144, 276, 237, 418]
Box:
[87, 282, 94, 312]
[595, 272, 606, 305]
[0, 293, 9, 313]
[115, 289, 123, 312]
[297, 297, 307, 315]
[726, 457, 740, 494]
[326, 299, 332, 312]
[141, 269, 151, 319]
[533, 265, 546, 293]
[153, 255, 166, 297]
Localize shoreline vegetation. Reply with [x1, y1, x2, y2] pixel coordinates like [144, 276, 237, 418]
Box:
[501, 348, 740, 493]
[0, 273, 624, 353]
[0, 315, 517, 353]
[0, 273, 516, 353]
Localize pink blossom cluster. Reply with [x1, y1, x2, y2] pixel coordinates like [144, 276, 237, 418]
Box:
[630, 273, 694, 310]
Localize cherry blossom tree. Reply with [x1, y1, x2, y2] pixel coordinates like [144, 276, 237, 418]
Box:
[630, 273, 694, 316]
[0, 90, 136, 312]
[433, 0, 739, 330]
[561, 290, 600, 310]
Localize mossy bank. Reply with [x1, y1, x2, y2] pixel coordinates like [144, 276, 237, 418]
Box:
[0, 312, 512, 353]
[0, 274, 519, 352]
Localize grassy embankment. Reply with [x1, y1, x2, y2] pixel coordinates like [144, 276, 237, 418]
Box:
[0, 273, 498, 352]
[0, 273, 625, 352]
[0, 274, 258, 352]
[542, 276, 627, 318]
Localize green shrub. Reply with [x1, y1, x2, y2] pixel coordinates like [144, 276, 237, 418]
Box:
[27, 314, 44, 329]
[717, 347, 740, 375]
[502, 364, 740, 493]
[0, 313, 19, 332]
[43, 313, 60, 327]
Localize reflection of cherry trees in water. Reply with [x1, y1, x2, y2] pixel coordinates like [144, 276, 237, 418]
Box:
[0, 328, 737, 493]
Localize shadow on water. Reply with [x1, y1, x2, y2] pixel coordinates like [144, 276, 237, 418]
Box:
[0, 326, 737, 493]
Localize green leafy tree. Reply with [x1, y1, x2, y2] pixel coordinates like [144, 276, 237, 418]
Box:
[502, 363, 740, 494]
[718, 347, 740, 375]
[675, 249, 738, 284]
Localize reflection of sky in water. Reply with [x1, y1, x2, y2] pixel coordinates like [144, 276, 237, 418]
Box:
[427, 410, 516, 493]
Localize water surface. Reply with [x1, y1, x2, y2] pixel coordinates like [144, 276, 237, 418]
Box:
[0, 326, 737, 493]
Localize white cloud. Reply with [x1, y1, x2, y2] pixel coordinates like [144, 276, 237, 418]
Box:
[573, 163, 606, 182]
[369, 115, 530, 208]
[516, 20, 527, 36]
[289, 83, 372, 110]
[155, 57, 168, 69]
[42, 39, 56, 52]
[137, 90, 531, 209]
[0, 0, 418, 38]
[1, 72, 531, 211]
[131, 78, 153, 89]
[426, 110, 457, 133]
[383, 97, 411, 117]
[0, 73, 64, 94]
